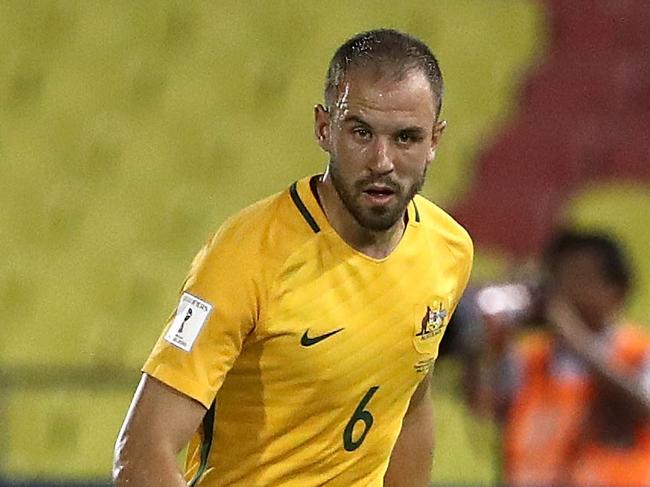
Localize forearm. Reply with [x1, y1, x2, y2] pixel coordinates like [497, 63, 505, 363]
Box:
[113, 375, 206, 487]
[384, 390, 435, 487]
[113, 442, 188, 487]
[548, 299, 650, 417]
[580, 347, 650, 417]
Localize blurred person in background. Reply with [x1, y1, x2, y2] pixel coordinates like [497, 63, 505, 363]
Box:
[462, 229, 650, 487]
[112, 29, 473, 487]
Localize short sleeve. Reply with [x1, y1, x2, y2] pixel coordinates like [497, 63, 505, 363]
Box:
[449, 230, 474, 318]
[142, 224, 261, 408]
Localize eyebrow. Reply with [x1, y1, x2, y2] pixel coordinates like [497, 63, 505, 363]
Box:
[342, 115, 370, 126]
[342, 115, 426, 135]
[398, 126, 426, 136]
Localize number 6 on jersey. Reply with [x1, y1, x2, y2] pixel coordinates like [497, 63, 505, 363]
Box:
[343, 386, 379, 452]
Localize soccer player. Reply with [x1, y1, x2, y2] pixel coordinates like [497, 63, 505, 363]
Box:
[113, 28, 473, 487]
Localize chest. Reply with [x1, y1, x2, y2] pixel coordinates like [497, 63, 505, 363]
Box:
[247, 242, 461, 391]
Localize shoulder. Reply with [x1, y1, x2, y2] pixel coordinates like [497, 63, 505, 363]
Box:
[615, 322, 650, 344]
[612, 322, 650, 369]
[413, 194, 474, 264]
[199, 180, 319, 278]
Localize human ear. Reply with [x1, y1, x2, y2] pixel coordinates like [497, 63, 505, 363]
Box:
[428, 120, 447, 161]
[314, 104, 331, 152]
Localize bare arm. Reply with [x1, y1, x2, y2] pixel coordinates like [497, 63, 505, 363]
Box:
[547, 298, 650, 417]
[384, 371, 435, 487]
[113, 373, 207, 487]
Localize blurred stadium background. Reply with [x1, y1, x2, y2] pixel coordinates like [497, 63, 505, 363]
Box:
[1, 0, 649, 485]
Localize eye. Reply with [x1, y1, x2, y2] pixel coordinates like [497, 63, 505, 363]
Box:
[353, 127, 372, 140]
[396, 131, 421, 145]
[397, 132, 411, 144]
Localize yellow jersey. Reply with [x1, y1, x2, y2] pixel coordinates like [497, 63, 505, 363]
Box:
[143, 175, 473, 486]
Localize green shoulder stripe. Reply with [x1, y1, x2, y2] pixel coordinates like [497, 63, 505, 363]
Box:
[289, 181, 321, 233]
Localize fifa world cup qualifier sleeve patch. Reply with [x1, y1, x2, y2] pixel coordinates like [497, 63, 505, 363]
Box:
[164, 292, 213, 352]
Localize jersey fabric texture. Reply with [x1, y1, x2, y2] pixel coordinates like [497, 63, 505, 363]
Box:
[143, 175, 473, 487]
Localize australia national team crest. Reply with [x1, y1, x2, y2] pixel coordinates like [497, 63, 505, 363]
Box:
[413, 300, 449, 355]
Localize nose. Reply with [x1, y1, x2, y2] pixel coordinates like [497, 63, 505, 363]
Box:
[369, 137, 394, 174]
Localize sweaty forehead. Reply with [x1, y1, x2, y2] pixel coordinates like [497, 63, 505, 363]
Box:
[333, 69, 437, 126]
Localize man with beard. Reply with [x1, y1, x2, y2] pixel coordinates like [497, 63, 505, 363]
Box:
[113, 29, 473, 487]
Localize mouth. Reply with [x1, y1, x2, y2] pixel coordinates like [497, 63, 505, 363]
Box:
[361, 185, 397, 205]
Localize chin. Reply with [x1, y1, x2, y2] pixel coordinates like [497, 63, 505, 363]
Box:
[358, 209, 404, 232]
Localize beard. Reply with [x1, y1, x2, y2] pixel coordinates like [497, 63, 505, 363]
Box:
[328, 158, 427, 232]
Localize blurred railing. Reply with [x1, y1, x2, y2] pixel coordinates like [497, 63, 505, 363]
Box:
[0, 366, 137, 486]
[0, 364, 495, 486]
[0, 365, 136, 391]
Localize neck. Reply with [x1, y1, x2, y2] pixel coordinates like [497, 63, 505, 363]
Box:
[316, 173, 406, 259]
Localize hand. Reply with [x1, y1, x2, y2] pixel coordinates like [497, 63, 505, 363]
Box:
[545, 297, 595, 359]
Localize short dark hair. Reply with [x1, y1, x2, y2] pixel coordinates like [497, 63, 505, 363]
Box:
[324, 29, 444, 119]
[543, 229, 633, 294]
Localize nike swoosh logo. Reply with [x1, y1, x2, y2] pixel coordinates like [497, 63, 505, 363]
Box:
[300, 328, 344, 347]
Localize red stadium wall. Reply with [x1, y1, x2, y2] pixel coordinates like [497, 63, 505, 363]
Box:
[454, 0, 650, 257]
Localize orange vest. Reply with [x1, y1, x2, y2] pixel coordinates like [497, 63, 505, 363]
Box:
[504, 327, 650, 487]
